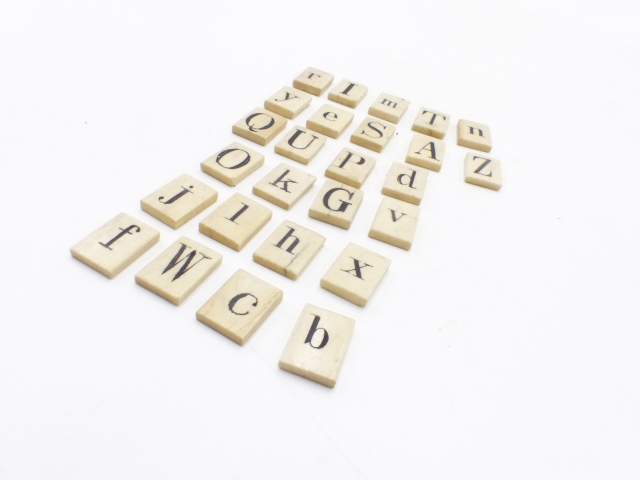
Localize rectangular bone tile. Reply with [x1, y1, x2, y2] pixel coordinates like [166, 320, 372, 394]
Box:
[412, 107, 450, 139]
[368, 92, 410, 124]
[320, 243, 391, 307]
[279, 304, 355, 388]
[232, 108, 288, 146]
[71, 213, 160, 279]
[253, 220, 325, 280]
[463, 152, 503, 191]
[196, 269, 283, 346]
[274, 125, 327, 165]
[405, 133, 446, 172]
[457, 119, 492, 152]
[368, 197, 420, 251]
[264, 86, 312, 120]
[350, 116, 396, 153]
[201, 142, 265, 187]
[252, 163, 316, 211]
[381, 161, 429, 206]
[199, 193, 272, 251]
[308, 178, 364, 230]
[135, 236, 222, 306]
[325, 147, 377, 189]
[328, 79, 368, 108]
[293, 67, 334, 96]
[141, 174, 218, 229]
[306, 104, 354, 139]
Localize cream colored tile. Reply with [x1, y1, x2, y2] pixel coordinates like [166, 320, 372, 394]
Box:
[252, 163, 316, 211]
[293, 67, 334, 96]
[71, 213, 160, 279]
[405, 133, 447, 172]
[325, 147, 376, 189]
[306, 103, 354, 139]
[201, 142, 265, 187]
[253, 220, 325, 280]
[135, 236, 222, 306]
[264, 86, 312, 120]
[199, 193, 272, 251]
[412, 107, 450, 139]
[457, 119, 492, 152]
[328, 79, 368, 108]
[368, 197, 420, 251]
[381, 161, 429, 206]
[308, 179, 364, 230]
[141, 174, 218, 229]
[232, 108, 288, 146]
[274, 125, 327, 165]
[279, 304, 355, 388]
[368, 92, 409, 124]
[320, 243, 390, 307]
[196, 269, 283, 346]
[350, 116, 396, 153]
[463, 152, 503, 191]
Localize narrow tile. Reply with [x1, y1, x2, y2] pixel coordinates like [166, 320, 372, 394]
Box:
[381, 161, 429, 206]
[232, 107, 287, 146]
[325, 147, 376, 189]
[463, 152, 503, 191]
[320, 243, 390, 307]
[196, 269, 283, 346]
[293, 67, 334, 96]
[368, 197, 420, 251]
[252, 163, 316, 211]
[308, 179, 364, 230]
[201, 142, 265, 187]
[253, 220, 325, 280]
[368, 92, 409, 124]
[412, 106, 450, 139]
[457, 119, 492, 152]
[328, 79, 368, 108]
[199, 193, 272, 251]
[405, 133, 446, 172]
[350, 116, 396, 153]
[135, 236, 222, 306]
[264, 86, 312, 119]
[71, 213, 160, 279]
[279, 303, 355, 388]
[306, 103, 355, 139]
[274, 125, 327, 165]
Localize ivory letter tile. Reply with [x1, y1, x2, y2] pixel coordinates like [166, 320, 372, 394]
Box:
[232, 108, 287, 146]
[201, 142, 265, 187]
[412, 107, 450, 139]
[141, 174, 218, 229]
[406, 133, 447, 172]
[457, 119, 492, 152]
[328, 79, 368, 108]
[71, 213, 160, 279]
[135, 236, 222, 306]
[320, 243, 390, 307]
[350, 116, 396, 153]
[382, 162, 429, 206]
[253, 220, 325, 280]
[279, 304, 355, 388]
[252, 163, 316, 211]
[264, 86, 312, 120]
[306, 104, 354, 139]
[308, 179, 364, 230]
[325, 147, 376, 189]
[293, 67, 334, 96]
[274, 125, 327, 165]
[368, 92, 409, 124]
[196, 269, 283, 346]
[368, 197, 420, 251]
[463, 152, 503, 191]
[199, 193, 272, 251]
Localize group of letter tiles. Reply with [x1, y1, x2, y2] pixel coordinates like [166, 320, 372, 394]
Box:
[71, 67, 503, 389]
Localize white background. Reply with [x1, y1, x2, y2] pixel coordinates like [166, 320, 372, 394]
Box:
[1, 1, 639, 478]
